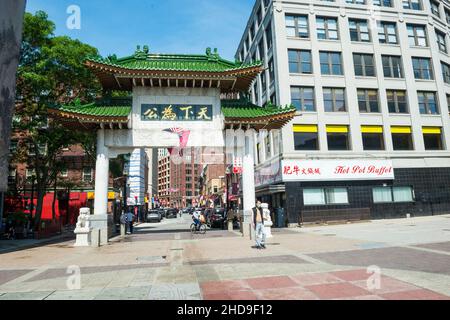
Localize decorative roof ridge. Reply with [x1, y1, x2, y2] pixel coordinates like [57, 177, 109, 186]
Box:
[85, 45, 263, 71]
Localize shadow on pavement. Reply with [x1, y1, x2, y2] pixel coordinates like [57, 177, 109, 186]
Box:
[0, 234, 76, 255]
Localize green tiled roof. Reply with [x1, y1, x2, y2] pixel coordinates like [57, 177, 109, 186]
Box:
[221, 100, 296, 118]
[56, 98, 132, 118]
[87, 46, 262, 72]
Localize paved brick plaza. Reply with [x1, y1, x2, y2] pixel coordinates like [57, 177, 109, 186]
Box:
[0, 215, 449, 300]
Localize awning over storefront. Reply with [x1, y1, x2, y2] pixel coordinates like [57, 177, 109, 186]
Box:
[256, 184, 286, 196]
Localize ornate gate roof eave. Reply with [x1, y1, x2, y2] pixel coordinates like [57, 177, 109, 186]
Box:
[222, 100, 297, 131]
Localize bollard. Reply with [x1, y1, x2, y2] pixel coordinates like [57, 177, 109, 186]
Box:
[228, 220, 233, 232]
[120, 224, 126, 237]
[91, 228, 100, 247]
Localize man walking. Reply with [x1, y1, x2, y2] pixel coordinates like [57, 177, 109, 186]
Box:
[252, 200, 266, 249]
[126, 207, 135, 234]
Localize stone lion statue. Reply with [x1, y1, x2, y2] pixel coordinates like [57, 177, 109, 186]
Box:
[76, 208, 91, 230]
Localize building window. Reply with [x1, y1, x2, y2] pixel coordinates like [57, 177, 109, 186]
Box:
[402, 0, 422, 10]
[266, 24, 273, 50]
[261, 71, 267, 94]
[430, 1, 440, 17]
[26, 169, 36, 180]
[303, 188, 349, 206]
[407, 24, 428, 46]
[285, 14, 309, 38]
[387, 90, 408, 113]
[320, 51, 343, 75]
[268, 58, 275, 83]
[327, 125, 350, 150]
[436, 29, 447, 53]
[373, 186, 414, 203]
[382, 55, 403, 78]
[323, 88, 346, 112]
[288, 49, 312, 74]
[8, 169, 16, 184]
[60, 168, 68, 178]
[418, 91, 439, 114]
[442, 62, 450, 84]
[349, 19, 371, 42]
[83, 167, 93, 183]
[412, 57, 433, 80]
[258, 40, 265, 61]
[391, 126, 414, 150]
[358, 89, 380, 113]
[293, 125, 319, 151]
[316, 16, 339, 40]
[447, 94, 450, 114]
[353, 53, 375, 76]
[9, 140, 18, 154]
[373, 0, 393, 7]
[291, 87, 315, 111]
[423, 127, 444, 150]
[378, 21, 398, 44]
[361, 126, 385, 150]
[346, 0, 366, 4]
[256, 6, 262, 26]
[446, 9, 450, 24]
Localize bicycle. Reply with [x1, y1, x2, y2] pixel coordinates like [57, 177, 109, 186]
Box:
[190, 222, 206, 235]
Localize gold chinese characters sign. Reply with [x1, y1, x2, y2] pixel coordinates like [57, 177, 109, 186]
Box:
[141, 104, 213, 121]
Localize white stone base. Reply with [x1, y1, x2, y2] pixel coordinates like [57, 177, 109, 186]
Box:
[264, 224, 273, 238]
[74, 228, 92, 247]
[89, 214, 109, 246]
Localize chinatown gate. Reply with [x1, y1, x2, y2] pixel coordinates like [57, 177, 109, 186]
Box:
[50, 46, 295, 246]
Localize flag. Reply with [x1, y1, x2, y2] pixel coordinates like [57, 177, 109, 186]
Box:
[163, 128, 191, 157]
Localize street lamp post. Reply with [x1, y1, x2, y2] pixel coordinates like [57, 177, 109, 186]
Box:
[123, 174, 128, 212]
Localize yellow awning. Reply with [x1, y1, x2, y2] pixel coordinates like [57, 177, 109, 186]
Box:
[87, 192, 117, 200]
[422, 127, 442, 135]
[293, 124, 318, 133]
[326, 125, 349, 133]
[361, 126, 383, 134]
[391, 126, 412, 134]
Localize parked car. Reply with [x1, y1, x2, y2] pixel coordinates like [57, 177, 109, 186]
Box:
[166, 208, 178, 219]
[146, 210, 162, 223]
[208, 208, 226, 229]
[158, 208, 166, 219]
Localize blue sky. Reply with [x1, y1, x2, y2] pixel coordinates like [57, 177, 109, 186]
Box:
[26, 0, 255, 60]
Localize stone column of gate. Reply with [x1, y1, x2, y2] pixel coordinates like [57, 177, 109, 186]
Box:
[242, 129, 256, 240]
[91, 128, 110, 246]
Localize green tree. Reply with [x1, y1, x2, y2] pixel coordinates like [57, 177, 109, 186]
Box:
[14, 11, 101, 230]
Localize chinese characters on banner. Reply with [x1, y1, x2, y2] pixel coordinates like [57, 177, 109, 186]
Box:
[282, 160, 395, 181]
[233, 157, 243, 174]
[141, 104, 213, 121]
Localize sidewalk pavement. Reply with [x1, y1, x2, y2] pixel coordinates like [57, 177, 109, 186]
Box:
[0, 233, 75, 254]
[0, 215, 448, 300]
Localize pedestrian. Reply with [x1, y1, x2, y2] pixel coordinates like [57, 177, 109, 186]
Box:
[119, 211, 127, 236]
[126, 207, 135, 234]
[252, 200, 266, 249]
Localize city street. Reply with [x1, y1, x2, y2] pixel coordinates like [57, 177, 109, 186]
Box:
[0, 214, 449, 300]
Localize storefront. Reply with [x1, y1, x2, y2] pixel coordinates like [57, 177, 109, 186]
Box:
[256, 158, 450, 225]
